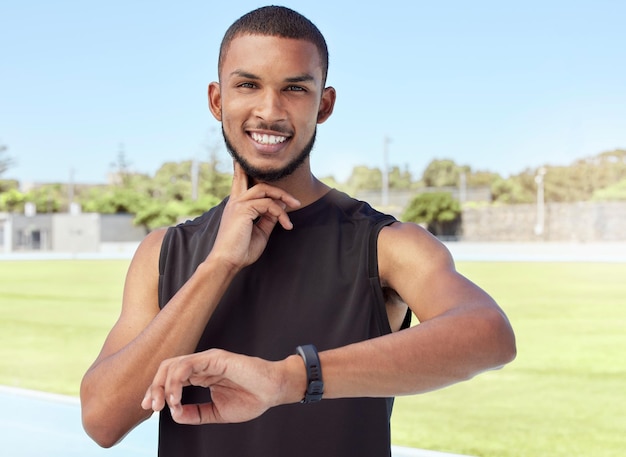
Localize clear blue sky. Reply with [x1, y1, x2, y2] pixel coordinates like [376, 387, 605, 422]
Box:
[2, 0, 625, 185]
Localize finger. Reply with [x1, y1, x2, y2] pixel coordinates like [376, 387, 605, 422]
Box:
[163, 351, 221, 410]
[141, 391, 153, 411]
[142, 360, 171, 411]
[171, 401, 226, 425]
[276, 206, 296, 231]
[253, 200, 294, 232]
[169, 402, 199, 424]
[245, 183, 301, 211]
[163, 359, 195, 412]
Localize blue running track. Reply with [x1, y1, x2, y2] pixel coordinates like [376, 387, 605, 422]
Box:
[0, 386, 469, 457]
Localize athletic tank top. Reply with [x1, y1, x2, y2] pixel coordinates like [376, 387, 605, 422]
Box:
[157, 189, 410, 457]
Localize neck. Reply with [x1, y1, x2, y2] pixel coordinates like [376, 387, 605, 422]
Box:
[250, 162, 330, 208]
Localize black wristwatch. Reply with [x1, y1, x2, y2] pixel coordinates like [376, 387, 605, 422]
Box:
[296, 344, 324, 404]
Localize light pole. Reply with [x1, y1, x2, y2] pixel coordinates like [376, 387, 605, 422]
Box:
[459, 171, 467, 204]
[534, 167, 546, 236]
[382, 136, 391, 207]
[191, 157, 199, 202]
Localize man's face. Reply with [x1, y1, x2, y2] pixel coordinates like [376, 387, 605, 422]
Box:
[209, 34, 335, 182]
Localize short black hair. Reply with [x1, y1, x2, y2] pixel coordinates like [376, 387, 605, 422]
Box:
[218, 6, 329, 85]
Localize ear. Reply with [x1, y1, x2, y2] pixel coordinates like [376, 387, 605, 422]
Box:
[317, 86, 336, 124]
[208, 82, 222, 121]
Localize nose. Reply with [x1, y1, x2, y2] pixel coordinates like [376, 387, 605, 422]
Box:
[253, 89, 286, 123]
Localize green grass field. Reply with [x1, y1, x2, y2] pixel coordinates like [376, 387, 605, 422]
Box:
[1, 259, 625, 456]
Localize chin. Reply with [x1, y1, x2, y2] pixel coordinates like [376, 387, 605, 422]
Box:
[223, 127, 315, 183]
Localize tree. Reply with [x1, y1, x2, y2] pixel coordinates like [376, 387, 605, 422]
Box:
[152, 162, 194, 201]
[81, 155, 230, 231]
[25, 184, 65, 213]
[319, 175, 345, 192]
[422, 159, 461, 188]
[109, 143, 133, 187]
[134, 194, 220, 231]
[593, 178, 626, 201]
[0, 188, 26, 212]
[345, 165, 382, 194]
[80, 186, 146, 214]
[0, 143, 15, 177]
[467, 170, 501, 188]
[388, 165, 413, 190]
[490, 174, 535, 204]
[134, 200, 188, 232]
[0, 178, 19, 194]
[152, 161, 231, 203]
[201, 130, 232, 199]
[522, 149, 626, 203]
[402, 192, 461, 238]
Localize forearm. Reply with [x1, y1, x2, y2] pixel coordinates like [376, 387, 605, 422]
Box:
[319, 304, 516, 400]
[81, 258, 238, 447]
[139, 303, 515, 426]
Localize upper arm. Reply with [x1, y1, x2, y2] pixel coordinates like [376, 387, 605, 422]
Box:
[91, 228, 167, 366]
[378, 222, 499, 323]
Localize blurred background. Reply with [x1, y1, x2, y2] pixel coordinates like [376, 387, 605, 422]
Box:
[2, 0, 626, 251]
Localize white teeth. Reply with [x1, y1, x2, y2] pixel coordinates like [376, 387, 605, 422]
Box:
[251, 132, 287, 145]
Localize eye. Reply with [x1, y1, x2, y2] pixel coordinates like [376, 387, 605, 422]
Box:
[285, 85, 306, 92]
[238, 82, 256, 89]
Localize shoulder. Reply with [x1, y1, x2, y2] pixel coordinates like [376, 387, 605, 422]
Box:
[136, 227, 168, 259]
[377, 221, 455, 288]
[163, 200, 227, 244]
[115, 228, 169, 320]
[126, 228, 169, 281]
[324, 189, 377, 214]
[378, 221, 453, 262]
[325, 190, 397, 229]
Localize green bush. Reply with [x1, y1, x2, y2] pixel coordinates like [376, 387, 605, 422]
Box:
[402, 192, 461, 237]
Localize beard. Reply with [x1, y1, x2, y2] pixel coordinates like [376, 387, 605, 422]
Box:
[222, 126, 316, 183]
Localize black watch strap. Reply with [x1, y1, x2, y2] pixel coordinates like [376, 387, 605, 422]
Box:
[296, 344, 324, 404]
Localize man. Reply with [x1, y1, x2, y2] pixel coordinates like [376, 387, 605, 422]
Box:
[80, 6, 516, 456]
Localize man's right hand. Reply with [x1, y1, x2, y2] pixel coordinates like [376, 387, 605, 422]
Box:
[207, 162, 301, 272]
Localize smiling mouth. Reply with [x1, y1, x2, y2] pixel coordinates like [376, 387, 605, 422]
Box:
[250, 132, 289, 145]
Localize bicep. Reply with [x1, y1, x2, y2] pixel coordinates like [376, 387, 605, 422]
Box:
[92, 228, 166, 364]
[378, 223, 498, 323]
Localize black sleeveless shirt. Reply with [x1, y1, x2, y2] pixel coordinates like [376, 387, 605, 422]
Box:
[157, 189, 409, 457]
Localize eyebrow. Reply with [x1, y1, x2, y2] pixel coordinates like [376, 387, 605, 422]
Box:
[230, 70, 260, 80]
[229, 70, 316, 84]
[285, 75, 316, 84]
